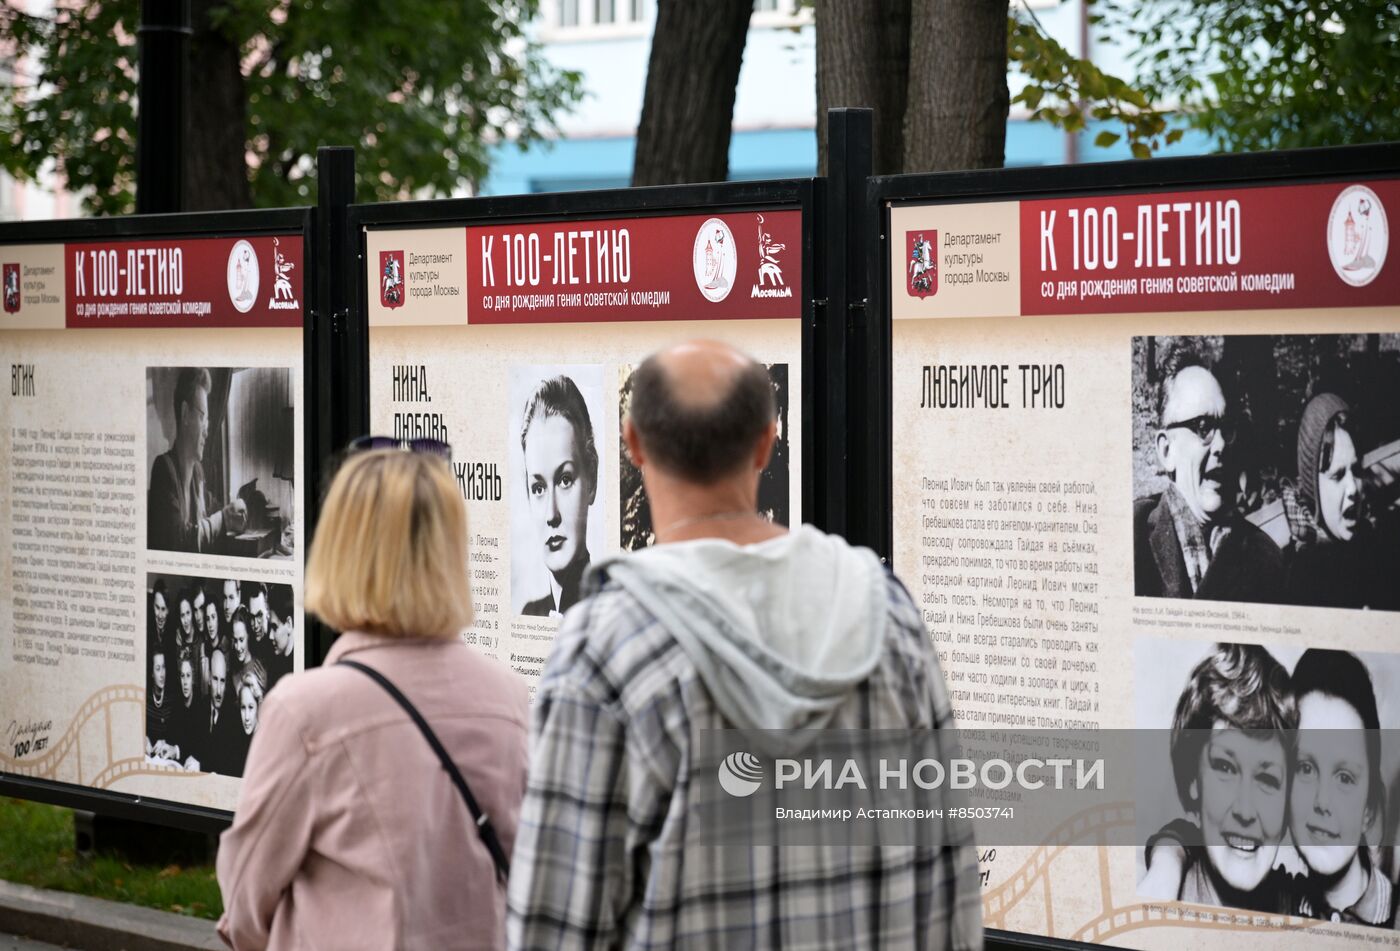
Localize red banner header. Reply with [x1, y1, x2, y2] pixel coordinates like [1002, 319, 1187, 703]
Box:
[464, 210, 802, 324]
[1020, 179, 1398, 315]
[65, 234, 304, 329]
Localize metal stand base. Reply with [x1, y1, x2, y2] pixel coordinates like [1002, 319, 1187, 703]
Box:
[73, 811, 217, 866]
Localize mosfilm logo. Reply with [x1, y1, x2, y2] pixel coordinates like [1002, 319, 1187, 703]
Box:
[694, 218, 736, 303]
[227, 239, 260, 314]
[266, 237, 299, 311]
[381, 250, 406, 309]
[750, 213, 792, 300]
[3, 263, 19, 314]
[1328, 184, 1389, 288]
[718, 751, 764, 798]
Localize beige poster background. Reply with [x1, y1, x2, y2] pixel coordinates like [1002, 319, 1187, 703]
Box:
[0, 327, 303, 813]
[369, 318, 803, 692]
[893, 306, 1400, 949]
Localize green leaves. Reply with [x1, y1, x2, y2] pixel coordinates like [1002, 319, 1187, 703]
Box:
[0, 0, 582, 214]
[1091, 0, 1400, 153]
[1008, 13, 1173, 159]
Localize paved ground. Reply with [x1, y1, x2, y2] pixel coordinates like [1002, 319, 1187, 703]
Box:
[0, 881, 219, 951]
[1, 933, 75, 951]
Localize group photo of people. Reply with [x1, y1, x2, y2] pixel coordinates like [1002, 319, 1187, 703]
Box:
[1136, 639, 1400, 928]
[144, 573, 296, 777]
[508, 365, 605, 618]
[146, 366, 297, 560]
[1131, 334, 1400, 610]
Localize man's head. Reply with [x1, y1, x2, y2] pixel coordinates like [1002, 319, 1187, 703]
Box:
[270, 591, 295, 657]
[247, 583, 269, 643]
[210, 648, 228, 709]
[1154, 347, 1233, 525]
[192, 588, 206, 636]
[204, 595, 220, 645]
[173, 368, 212, 460]
[624, 341, 776, 492]
[222, 578, 240, 624]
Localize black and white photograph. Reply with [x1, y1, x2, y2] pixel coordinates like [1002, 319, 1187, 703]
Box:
[145, 572, 296, 778]
[146, 367, 296, 559]
[618, 361, 791, 552]
[508, 365, 605, 618]
[1135, 637, 1400, 928]
[1131, 334, 1400, 609]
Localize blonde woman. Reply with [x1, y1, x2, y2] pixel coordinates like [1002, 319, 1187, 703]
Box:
[217, 441, 529, 951]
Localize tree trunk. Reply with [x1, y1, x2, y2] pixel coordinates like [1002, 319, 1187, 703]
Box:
[184, 0, 252, 210]
[902, 0, 1009, 172]
[632, 0, 753, 186]
[815, 0, 910, 176]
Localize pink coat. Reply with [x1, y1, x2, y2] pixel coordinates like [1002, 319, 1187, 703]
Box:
[217, 631, 529, 951]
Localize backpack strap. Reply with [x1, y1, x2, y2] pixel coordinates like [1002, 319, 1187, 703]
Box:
[337, 659, 510, 883]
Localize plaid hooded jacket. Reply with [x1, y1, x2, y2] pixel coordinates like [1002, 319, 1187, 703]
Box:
[506, 528, 982, 950]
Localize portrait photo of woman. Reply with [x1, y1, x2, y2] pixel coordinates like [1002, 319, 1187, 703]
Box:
[508, 366, 604, 619]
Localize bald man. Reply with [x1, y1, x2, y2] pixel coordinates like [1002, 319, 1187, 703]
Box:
[508, 341, 982, 950]
[1134, 344, 1282, 601]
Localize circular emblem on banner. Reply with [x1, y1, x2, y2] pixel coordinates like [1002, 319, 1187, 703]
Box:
[1327, 185, 1388, 288]
[227, 239, 260, 313]
[693, 218, 736, 303]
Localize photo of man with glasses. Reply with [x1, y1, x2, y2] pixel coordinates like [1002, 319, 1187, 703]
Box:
[1133, 344, 1284, 602]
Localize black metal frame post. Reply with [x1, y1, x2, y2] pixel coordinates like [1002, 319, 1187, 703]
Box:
[307, 147, 357, 668]
[823, 108, 873, 548]
[135, 0, 190, 215]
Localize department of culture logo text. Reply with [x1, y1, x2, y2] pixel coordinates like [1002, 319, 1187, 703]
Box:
[227, 239, 259, 314]
[750, 213, 792, 299]
[1328, 185, 1388, 288]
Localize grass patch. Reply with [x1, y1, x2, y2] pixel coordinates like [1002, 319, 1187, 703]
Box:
[0, 798, 223, 921]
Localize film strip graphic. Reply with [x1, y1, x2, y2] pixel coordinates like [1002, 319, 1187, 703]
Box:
[985, 801, 1319, 944]
[0, 684, 195, 788]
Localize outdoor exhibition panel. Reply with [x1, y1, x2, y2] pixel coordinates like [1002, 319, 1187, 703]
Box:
[0, 209, 314, 828]
[352, 181, 819, 690]
[872, 144, 1400, 949]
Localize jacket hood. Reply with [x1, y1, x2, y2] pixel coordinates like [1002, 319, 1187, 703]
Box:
[589, 525, 888, 736]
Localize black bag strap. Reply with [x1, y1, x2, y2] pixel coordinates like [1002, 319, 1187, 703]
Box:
[337, 659, 510, 883]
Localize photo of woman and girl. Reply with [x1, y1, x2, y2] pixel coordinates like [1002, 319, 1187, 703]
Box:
[1139, 641, 1400, 929]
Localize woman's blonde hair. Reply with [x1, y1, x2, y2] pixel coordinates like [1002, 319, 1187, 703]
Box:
[306, 450, 473, 638]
